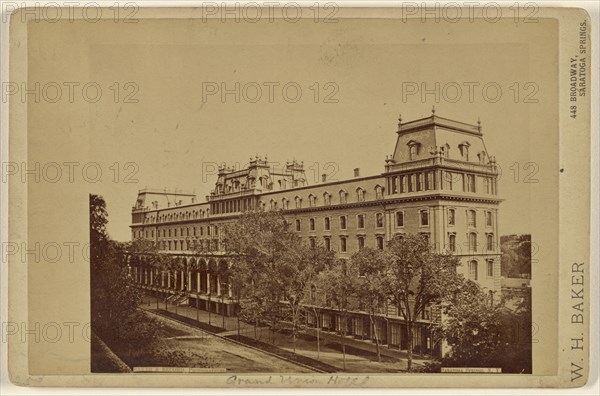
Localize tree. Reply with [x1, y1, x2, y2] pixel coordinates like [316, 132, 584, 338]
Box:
[438, 280, 532, 373]
[281, 241, 334, 352]
[316, 258, 361, 371]
[382, 234, 463, 371]
[222, 210, 301, 342]
[351, 247, 389, 361]
[90, 194, 142, 340]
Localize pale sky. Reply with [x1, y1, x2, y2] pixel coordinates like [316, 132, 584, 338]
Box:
[27, 16, 558, 242]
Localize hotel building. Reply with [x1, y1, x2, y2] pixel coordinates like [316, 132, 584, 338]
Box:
[128, 111, 502, 355]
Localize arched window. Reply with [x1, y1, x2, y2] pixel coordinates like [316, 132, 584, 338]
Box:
[339, 190, 347, 204]
[448, 208, 456, 225]
[310, 237, 316, 249]
[376, 236, 384, 250]
[396, 211, 404, 227]
[487, 260, 494, 277]
[295, 196, 302, 209]
[282, 198, 289, 210]
[448, 234, 456, 252]
[376, 213, 384, 228]
[324, 237, 331, 251]
[295, 219, 301, 232]
[469, 232, 478, 251]
[358, 236, 365, 249]
[357, 214, 365, 229]
[323, 192, 331, 206]
[309, 218, 315, 231]
[420, 210, 429, 226]
[487, 234, 494, 251]
[467, 209, 477, 227]
[469, 260, 478, 280]
[340, 216, 347, 230]
[308, 194, 317, 207]
[340, 237, 347, 252]
[324, 217, 331, 230]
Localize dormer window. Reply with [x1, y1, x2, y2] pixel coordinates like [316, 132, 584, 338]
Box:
[339, 190, 347, 204]
[375, 185, 384, 200]
[356, 187, 365, 202]
[407, 140, 421, 160]
[459, 142, 471, 161]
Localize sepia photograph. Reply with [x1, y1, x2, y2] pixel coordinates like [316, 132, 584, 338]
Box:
[3, 3, 594, 390]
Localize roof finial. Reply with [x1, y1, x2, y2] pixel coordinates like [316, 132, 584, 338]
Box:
[431, 105, 436, 115]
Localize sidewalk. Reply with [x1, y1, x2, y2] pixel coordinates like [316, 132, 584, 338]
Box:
[142, 295, 431, 372]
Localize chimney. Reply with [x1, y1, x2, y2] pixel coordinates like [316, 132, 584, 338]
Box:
[321, 173, 327, 183]
[354, 168, 360, 177]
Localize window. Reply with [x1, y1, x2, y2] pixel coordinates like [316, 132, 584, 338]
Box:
[483, 178, 490, 194]
[324, 217, 331, 230]
[459, 142, 470, 161]
[421, 233, 430, 246]
[417, 173, 424, 191]
[448, 208, 456, 225]
[409, 145, 418, 160]
[375, 185, 384, 200]
[401, 175, 408, 193]
[376, 213, 384, 228]
[376, 236, 384, 250]
[469, 260, 478, 280]
[310, 237, 316, 249]
[396, 211, 404, 227]
[324, 238, 331, 251]
[340, 216, 347, 230]
[358, 237, 365, 249]
[409, 174, 416, 192]
[391, 177, 398, 194]
[486, 211, 493, 226]
[468, 232, 478, 251]
[295, 196, 302, 209]
[357, 188, 365, 202]
[448, 234, 456, 252]
[340, 237, 347, 252]
[309, 194, 317, 207]
[295, 219, 301, 232]
[465, 174, 476, 192]
[446, 171, 453, 190]
[420, 210, 429, 226]
[487, 260, 494, 277]
[407, 141, 420, 160]
[174, 228, 178, 237]
[323, 193, 331, 206]
[467, 210, 477, 227]
[339, 190, 347, 204]
[282, 198, 289, 209]
[426, 171, 434, 190]
[487, 234, 494, 251]
[357, 214, 365, 229]
[310, 218, 315, 231]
